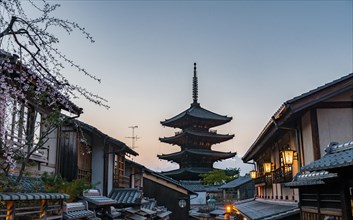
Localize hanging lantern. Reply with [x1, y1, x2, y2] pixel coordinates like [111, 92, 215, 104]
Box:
[282, 150, 294, 165]
[263, 162, 272, 174]
[250, 170, 257, 179]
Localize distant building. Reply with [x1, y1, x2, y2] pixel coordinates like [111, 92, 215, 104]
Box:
[219, 174, 255, 202]
[158, 63, 236, 180]
[57, 119, 138, 195]
[180, 180, 223, 205]
[125, 159, 196, 220]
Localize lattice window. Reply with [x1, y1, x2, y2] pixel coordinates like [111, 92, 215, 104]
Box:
[113, 154, 125, 188]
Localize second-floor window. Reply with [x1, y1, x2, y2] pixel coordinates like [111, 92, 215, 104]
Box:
[1, 96, 48, 163]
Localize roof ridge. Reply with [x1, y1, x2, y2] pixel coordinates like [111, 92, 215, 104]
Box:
[325, 140, 353, 155]
[286, 72, 353, 104]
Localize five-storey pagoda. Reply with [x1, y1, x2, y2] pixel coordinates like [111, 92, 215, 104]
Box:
[158, 63, 236, 180]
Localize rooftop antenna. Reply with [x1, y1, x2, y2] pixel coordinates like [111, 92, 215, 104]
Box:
[126, 126, 140, 149]
[192, 62, 199, 105]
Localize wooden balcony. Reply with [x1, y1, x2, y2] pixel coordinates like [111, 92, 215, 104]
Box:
[254, 173, 272, 185]
[273, 167, 293, 183]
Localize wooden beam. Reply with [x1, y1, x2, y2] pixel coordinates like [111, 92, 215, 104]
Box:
[317, 101, 353, 109]
[310, 109, 321, 160]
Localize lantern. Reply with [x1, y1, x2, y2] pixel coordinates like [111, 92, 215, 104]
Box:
[263, 162, 272, 174]
[250, 170, 257, 179]
[225, 204, 234, 214]
[282, 150, 294, 165]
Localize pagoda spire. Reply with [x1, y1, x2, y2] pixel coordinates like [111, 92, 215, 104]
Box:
[192, 62, 198, 105]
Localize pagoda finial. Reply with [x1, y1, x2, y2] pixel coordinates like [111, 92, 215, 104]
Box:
[192, 63, 198, 104]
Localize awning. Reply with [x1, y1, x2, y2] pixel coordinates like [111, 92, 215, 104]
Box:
[235, 199, 299, 220]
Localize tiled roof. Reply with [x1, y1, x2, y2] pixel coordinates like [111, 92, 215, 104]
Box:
[161, 167, 213, 176]
[180, 180, 223, 192]
[0, 50, 82, 115]
[285, 171, 338, 187]
[69, 119, 138, 156]
[158, 149, 236, 161]
[0, 193, 69, 201]
[161, 104, 232, 127]
[159, 129, 234, 144]
[108, 188, 142, 207]
[286, 73, 353, 104]
[302, 140, 353, 172]
[124, 160, 195, 195]
[219, 174, 252, 189]
[6, 175, 43, 192]
[235, 199, 299, 220]
[286, 140, 353, 187]
[145, 169, 196, 195]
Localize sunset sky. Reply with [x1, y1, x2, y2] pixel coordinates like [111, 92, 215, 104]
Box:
[42, 0, 352, 174]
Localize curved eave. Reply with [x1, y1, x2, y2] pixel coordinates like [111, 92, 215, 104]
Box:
[162, 167, 212, 175]
[158, 149, 236, 162]
[161, 104, 232, 128]
[159, 131, 234, 145]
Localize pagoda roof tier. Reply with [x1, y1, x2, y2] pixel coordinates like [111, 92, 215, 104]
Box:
[159, 129, 234, 146]
[161, 103, 232, 129]
[160, 167, 214, 181]
[158, 149, 236, 163]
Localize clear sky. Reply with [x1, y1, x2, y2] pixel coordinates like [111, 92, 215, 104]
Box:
[44, 0, 352, 175]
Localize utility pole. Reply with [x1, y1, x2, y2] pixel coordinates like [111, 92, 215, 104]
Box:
[126, 126, 140, 149]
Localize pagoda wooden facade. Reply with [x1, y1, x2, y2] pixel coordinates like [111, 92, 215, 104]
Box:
[158, 63, 236, 180]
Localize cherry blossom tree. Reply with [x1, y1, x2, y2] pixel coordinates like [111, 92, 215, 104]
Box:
[0, 0, 107, 186]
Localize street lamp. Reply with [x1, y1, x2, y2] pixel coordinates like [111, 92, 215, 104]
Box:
[263, 162, 272, 174]
[282, 149, 294, 165]
[250, 170, 257, 179]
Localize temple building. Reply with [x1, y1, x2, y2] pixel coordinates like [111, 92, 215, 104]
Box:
[158, 63, 236, 180]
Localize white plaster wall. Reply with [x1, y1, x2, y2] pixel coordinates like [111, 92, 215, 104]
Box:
[92, 143, 104, 193]
[190, 192, 206, 205]
[266, 186, 272, 198]
[43, 128, 58, 173]
[273, 183, 279, 198]
[301, 112, 314, 165]
[107, 152, 114, 194]
[282, 186, 294, 200]
[317, 108, 353, 155]
[293, 188, 299, 202]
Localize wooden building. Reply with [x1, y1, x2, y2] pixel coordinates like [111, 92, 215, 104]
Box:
[159, 63, 236, 180]
[286, 140, 353, 219]
[57, 119, 138, 195]
[239, 73, 353, 219]
[0, 49, 82, 178]
[125, 159, 196, 220]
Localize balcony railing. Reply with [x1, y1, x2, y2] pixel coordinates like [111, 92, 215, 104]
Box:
[254, 174, 272, 185]
[273, 167, 293, 183]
